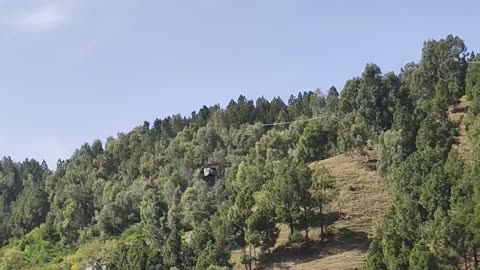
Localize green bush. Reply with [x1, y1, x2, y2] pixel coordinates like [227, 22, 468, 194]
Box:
[0, 247, 26, 270]
[288, 230, 304, 247]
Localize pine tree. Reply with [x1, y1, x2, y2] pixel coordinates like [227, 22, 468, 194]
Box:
[326, 86, 340, 113]
[309, 163, 336, 239]
[408, 240, 439, 270]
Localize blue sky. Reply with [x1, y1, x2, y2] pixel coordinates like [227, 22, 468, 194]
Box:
[0, 0, 478, 168]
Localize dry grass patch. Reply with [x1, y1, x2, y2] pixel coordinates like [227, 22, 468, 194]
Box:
[253, 151, 389, 270]
[318, 152, 389, 233]
[449, 96, 472, 160]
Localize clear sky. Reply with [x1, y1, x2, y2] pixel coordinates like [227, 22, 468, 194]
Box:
[0, 0, 478, 168]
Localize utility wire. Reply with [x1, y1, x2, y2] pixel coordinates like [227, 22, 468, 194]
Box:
[254, 116, 324, 127]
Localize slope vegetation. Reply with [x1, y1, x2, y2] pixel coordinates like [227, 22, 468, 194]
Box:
[449, 95, 471, 159]
[232, 150, 390, 270]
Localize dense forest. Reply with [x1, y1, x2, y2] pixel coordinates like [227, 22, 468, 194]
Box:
[1, 35, 480, 269]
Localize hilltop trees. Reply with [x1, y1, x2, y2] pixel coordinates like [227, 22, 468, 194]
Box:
[364, 35, 473, 270]
[339, 78, 360, 114]
[409, 35, 468, 108]
[356, 64, 392, 133]
[467, 56, 480, 115]
[0, 158, 51, 245]
[326, 86, 340, 113]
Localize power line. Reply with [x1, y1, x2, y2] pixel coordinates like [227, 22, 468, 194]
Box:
[254, 116, 324, 127]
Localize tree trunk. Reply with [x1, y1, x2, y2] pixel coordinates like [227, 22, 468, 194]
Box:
[303, 198, 309, 241]
[464, 251, 469, 270]
[286, 200, 294, 236]
[319, 203, 324, 240]
[243, 248, 249, 270]
[337, 198, 342, 221]
[253, 246, 258, 269]
[289, 218, 294, 235]
[249, 243, 252, 270]
[474, 246, 478, 269]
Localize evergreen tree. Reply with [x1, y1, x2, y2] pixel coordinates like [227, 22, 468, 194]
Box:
[337, 113, 369, 154]
[408, 240, 439, 270]
[364, 239, 387, 270]
[356, 64, 392, 133]
[339, 78, 360, 114]
[309, 163, 336, 239]
[326, 86, 340, 113]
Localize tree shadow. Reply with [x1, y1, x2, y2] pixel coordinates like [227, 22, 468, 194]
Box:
[451, 106, 467, 114]
[292, 211, 342, 232]
[257, 227, 369, 269]
[310, 211, 342, 228]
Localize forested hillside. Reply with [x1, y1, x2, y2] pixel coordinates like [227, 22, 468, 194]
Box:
[1, 35, 479, 270]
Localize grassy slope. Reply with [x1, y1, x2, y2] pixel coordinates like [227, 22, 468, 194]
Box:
[231, 150, 390, 270]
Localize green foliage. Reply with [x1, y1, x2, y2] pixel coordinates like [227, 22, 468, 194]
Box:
[9, 185, 49, 237]
[195, 241, 230, 270]
[467, 60, 480, 115]
[181, 182, 215, 229]
[326, 86, 340, 113]
[366, 36, 472, 269]
[310, 163, 336, 238]
[226, 95, 256, 128]
[295, 119, 337, 162]
[408, 240, 439, 270]
[364, 239, 387, 270]
[206, 265, 229, 270]
[162, 230, 182, 268]
[109, 240, 152, 270]
[337, 113, 369, 153]
[339, 78, 360, 114]
[0, 247, 26, 270]
[20, 228, 56, 265]
[415, 110, 454, 152]
[229, 187, 254, 247]
[373, 146, 455, 269]
[140, 187, 168, 248]
[410, 35, 467, 108]
[267, 157, 303, 234]
[246, 195, 279, 252]
[378, 130, 409, 175]
[288, 91, 318, 119]
[419, 165, 450, 219]
[288, 230, 304, 247]
[0, 35, 477, 270]
[357, 64, 393, 133]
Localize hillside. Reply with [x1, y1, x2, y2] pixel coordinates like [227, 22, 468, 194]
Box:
[231, 93, 473, 270]
[0, 35, 478, 270]
[228, 149, 389, 270]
